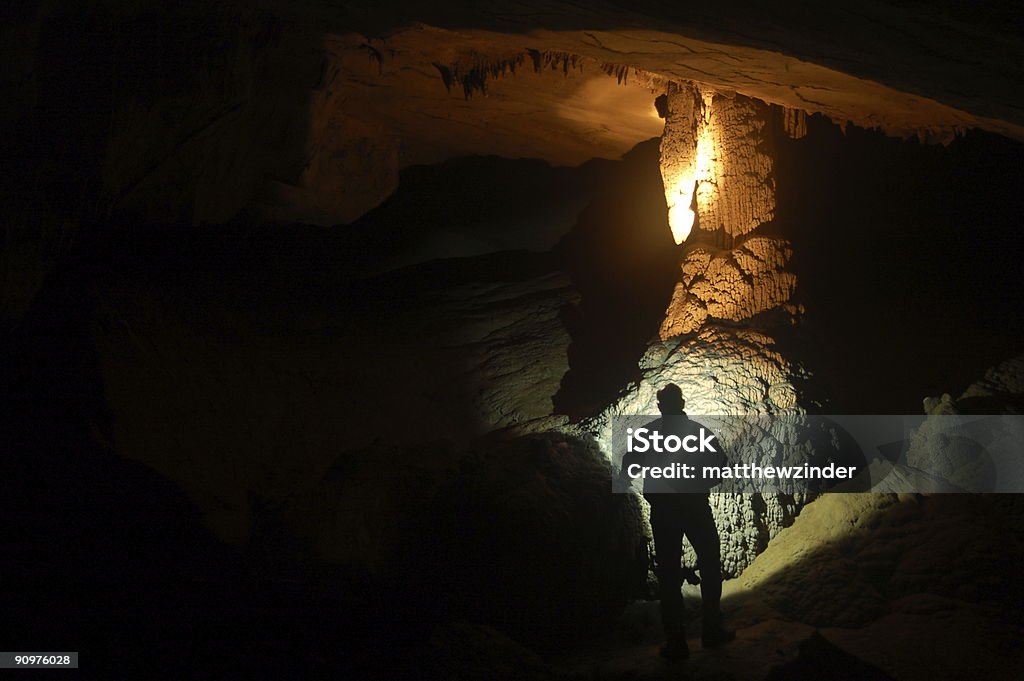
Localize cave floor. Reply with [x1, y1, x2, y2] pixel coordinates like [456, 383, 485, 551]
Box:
[551, 593, 1015, 681]
[547, 494, 1024, 681]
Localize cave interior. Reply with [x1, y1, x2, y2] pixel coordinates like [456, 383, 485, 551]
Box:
[2, 2, 1024, 679]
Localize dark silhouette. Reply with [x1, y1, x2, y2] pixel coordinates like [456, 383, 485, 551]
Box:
[620, 384, 735, 660]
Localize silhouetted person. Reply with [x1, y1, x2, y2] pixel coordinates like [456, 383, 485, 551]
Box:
[620, 384, 735, 660]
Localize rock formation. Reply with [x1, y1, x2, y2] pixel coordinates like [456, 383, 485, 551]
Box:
[660, 238, 798, 337]
[658, 86, 803, 337]
[925, 354, 1024, 416]
[94, 250, 579, 543]
[905, 354, 1024, 492]
[578, 85, 814, 577]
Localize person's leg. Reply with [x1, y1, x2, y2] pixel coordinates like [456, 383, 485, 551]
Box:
[650, 499, 687, 655]
[685, 498, 733, 646]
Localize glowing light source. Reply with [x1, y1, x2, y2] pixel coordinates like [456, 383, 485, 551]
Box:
[664, 91, 718, 245]
[667, 192, 696, 244]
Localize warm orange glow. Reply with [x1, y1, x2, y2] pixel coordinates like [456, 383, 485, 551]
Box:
[554, 76, 666, 146]
[668, 197, 696, 243]
[665, 93, 717, 244]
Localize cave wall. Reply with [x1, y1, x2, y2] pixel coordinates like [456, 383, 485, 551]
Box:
[6, 0, 1024, 620]
[2, 6, 321, 324]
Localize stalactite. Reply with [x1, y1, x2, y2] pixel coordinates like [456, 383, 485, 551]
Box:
[432, 49, 664, 99]
[915, 125, 965, 145]
[601, 62, 631, 84]
[777, 106, 807, 139]
[526, 48, 542, 72]
[540, 50, 584, 75]
[431, 53, 530, 98]
[432, 62, 455, 93]
[359, 43, 385, 75]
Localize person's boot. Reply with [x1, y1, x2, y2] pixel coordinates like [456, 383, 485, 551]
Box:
[659, 633, 690, 660]
[701, 610, 735, 649]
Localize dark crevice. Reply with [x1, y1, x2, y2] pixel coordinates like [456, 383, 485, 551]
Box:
[552, 138, 682, 418]
[774, 115, 1024, 413]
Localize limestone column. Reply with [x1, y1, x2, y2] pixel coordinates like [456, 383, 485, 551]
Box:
[591, 86, 815, 577]
[658, 86, 800, 342]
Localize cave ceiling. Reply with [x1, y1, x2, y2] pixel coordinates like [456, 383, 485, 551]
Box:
[17, 1, 1023, 226]
[305, 0, 1024, 170]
